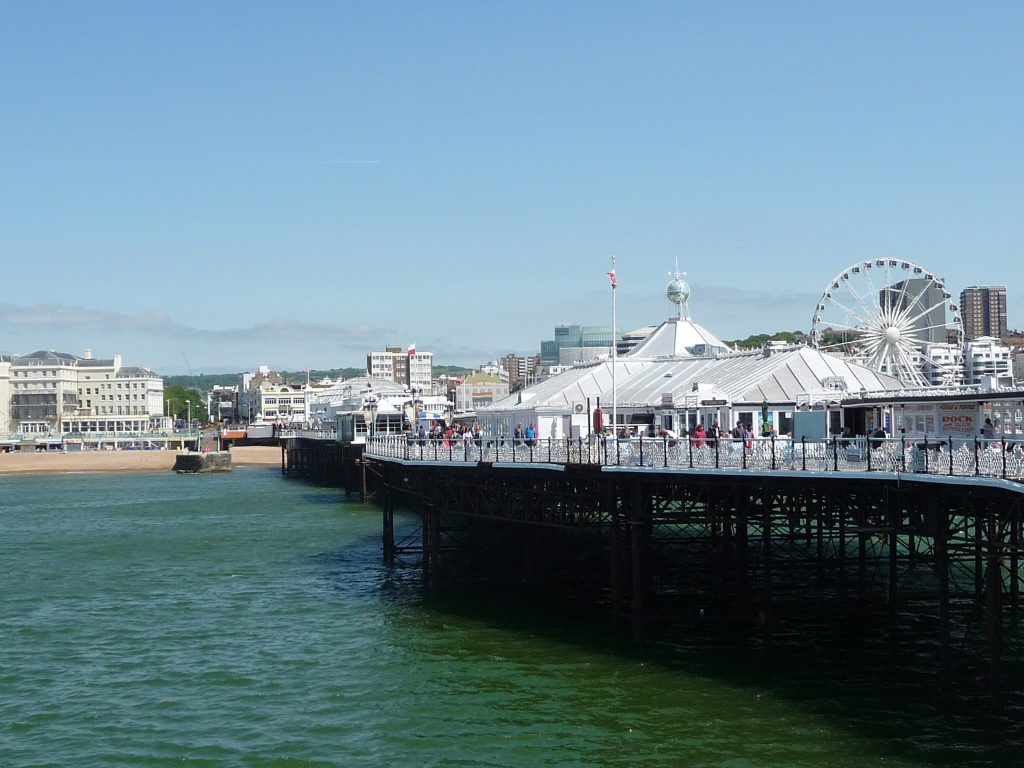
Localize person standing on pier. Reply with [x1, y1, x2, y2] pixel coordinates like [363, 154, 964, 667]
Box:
[982, 418, 996, 440]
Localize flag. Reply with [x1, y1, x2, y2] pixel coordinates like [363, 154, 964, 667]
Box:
[607, 269, 617, 289]
[408, 342, 416, 355]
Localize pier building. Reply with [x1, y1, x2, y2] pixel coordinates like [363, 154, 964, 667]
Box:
[305, 375, 452, 442]
[479, 283, 902, 441]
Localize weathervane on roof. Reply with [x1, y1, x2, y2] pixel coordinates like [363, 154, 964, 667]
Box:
[666, 257, 691, 320]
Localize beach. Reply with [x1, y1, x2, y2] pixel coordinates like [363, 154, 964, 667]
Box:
[0, 446, 281, 475]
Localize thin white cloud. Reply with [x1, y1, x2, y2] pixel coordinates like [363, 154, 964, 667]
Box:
[0, 303, 392, 348]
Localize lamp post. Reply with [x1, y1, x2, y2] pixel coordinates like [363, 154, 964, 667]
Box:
[411, 387, 422, 433]
[185, 400, 191, 449]
[363, 395, 379, 440]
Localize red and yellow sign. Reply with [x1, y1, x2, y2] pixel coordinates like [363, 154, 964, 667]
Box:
[938, 405, 977, 436]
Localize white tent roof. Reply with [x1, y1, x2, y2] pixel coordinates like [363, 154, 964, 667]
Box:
[309, 376, 407, 408]
[482, 346, 903, 414]
[626, 317, 729, 358]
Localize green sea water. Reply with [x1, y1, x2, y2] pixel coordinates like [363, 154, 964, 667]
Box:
[2, 468, 1023, 767]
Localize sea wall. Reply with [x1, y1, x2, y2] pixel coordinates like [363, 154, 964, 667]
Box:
[174, 451, 232, 473]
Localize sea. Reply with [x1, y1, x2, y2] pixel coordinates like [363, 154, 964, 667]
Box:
[3, 467, 1024, 767]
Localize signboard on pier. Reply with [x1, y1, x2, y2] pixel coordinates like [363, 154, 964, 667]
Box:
[899, 402, 980, 439]
[938, 404, 977, 436]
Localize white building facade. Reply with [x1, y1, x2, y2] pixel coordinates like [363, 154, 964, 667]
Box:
[4, 350, 164, 436]
[964, 336, 1014, 387]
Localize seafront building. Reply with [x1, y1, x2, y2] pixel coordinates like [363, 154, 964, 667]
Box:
[0, 349, 163, 437]
[0, 355, 12, 435]
[235, 365, 317, 425]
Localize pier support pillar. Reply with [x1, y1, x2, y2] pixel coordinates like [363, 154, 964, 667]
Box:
[421, 498, 431, 580]
[1012, 509, 1021, 628]
[888, 492, 899, 618]
[429, 502, 440, 573]
[735, 494, 748, 610]
[932, 492, 951, 687]
[606, 482, 623, 620]
[761, 489, 773, 636]
[628, 481, 646, 642]
[342, 445, 352, 497]
[986, 509, 1004, 692]
[838, 494, 847, 590]
[857, 513, 867, 606]
[975, 508, 985, 603]
[383, 484, 395, 565]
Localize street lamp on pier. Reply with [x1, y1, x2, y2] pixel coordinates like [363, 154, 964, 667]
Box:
[363, 395, 379, 440]
[185, 400, 192, 449]
[409, 387, 422, 432]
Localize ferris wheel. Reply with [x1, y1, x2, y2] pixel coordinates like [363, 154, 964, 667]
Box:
[809, 259, 963, 387]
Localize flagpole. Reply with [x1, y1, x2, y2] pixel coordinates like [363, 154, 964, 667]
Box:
[610, 255, 617, 437]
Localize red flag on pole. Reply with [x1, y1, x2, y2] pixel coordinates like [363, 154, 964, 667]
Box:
[408, 342, 416, 355]
[607, 269, 617, 289]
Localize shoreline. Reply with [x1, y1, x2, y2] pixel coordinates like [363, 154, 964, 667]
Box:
[0, 446, 282, 476]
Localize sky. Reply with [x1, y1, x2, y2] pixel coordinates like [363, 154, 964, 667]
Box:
[1, 2, 1022, 374]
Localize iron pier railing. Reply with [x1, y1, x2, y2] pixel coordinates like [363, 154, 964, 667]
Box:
[364, 434, 1024, 482]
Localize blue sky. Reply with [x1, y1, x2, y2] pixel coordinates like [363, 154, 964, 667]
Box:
[2, 2, 1022, 374]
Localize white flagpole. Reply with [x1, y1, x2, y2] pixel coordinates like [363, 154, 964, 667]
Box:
[610, 255, 617, 436]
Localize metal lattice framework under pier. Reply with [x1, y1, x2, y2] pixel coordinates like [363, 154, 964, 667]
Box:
[370, 457, 1024, 689]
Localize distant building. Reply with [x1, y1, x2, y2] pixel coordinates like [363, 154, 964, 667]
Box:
[256, 382, 308, 424]
[1011, 346, 1024, 386]
[960, 286, 1008, 341]
[617, 326, 657, 356]
[921, 343, 963, 386]
[209, 385, 239, 423]
[963, 336, 1014, 387]
[880, 279, 948, 344]
[239, 365, 282, 422]
[367, 345, 433, 390]
[2, 349, 163, 436]
[0, 355, 12, 435]
[454, 372, 509, 414]
[539, 324, 621, 366]
[235, 365, 314, 424]
[499, 353, 539, 391]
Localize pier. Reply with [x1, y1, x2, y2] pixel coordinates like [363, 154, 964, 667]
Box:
[284, 432, 1024, 690]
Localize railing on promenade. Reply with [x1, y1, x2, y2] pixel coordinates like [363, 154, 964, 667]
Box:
[364, 434, 1024, 483]
[278, 429, 338, 440]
